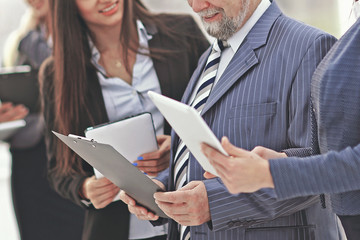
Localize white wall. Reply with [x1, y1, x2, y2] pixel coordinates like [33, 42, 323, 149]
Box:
[0, 0, 27, 66]
[337, 0, 356, 35]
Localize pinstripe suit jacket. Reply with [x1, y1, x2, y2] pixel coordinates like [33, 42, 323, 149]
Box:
[270, 17, 360, 216]
[156, 2, 339, 240]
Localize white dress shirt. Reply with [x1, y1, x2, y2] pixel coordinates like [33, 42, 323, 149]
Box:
[189, 0, 271, 105]
[90, 20, 167, 239]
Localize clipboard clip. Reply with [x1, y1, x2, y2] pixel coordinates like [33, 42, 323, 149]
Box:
[68, 134, 97, 147]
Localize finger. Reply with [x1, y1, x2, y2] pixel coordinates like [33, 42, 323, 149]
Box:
[93, 181, 119, 194]
[135, 159, 161, 167]
[154, 190, 189, 203]
[0, 102, 13, 113]
[221, 137, 251, 158]
[140, 149, 167, 161]
[140, 135, 171, 160]
[155, 201, 187, 215]
[152, 179, 166, 190]
[136, 161, 169, 173]
[91, 188, 119, 208]
[93, 195, 116, 209]
[201, 143, 229, 168]
[89, 185, 119, 201]
[119, 191, 136, 206]
[157, 135, 171, 151]
[91, 177, 116, 188]
[203, 172, 217, 179]
[129, 204, 159, 220]
[0, 105, 28, 122]
[156, 135, 170, 144]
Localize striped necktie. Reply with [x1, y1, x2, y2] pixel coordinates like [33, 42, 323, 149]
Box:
[173, 39, 228, 240]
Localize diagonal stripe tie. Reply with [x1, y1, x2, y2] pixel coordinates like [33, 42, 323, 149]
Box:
[174, 39, 229, 240]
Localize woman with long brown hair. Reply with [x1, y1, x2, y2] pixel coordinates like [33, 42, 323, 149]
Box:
[3, 0, 84, 239]
[40, 0, 208, 239]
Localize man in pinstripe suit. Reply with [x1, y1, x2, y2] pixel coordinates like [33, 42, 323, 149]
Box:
[121, 0, 343, 239]
[202, 11, 360, 240]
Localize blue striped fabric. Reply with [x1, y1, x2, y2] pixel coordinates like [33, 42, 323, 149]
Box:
[271, 17, 360, 216]
[156, 2, 339, 240]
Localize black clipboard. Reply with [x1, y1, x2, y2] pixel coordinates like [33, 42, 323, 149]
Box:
[0, 66, 40, 113]
[53, 131, 168, 218]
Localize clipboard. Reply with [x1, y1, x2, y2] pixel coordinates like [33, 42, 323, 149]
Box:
[85, 113, 158, 202]
[148, 91, 229, 176]
[0, 66, 40, 113]
[53, 131, 168, 218]
[0, 119, 26, 141]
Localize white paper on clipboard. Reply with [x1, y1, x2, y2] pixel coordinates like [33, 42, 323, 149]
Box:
[85, 113, 158, 201]
[148, 91, 228, 176]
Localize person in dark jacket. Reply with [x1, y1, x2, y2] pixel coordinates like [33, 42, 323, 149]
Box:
[40, 0, 209, 239]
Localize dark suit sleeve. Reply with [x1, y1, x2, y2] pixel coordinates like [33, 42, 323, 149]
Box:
[40, 59, 91, 209]
[272, 21, 360, 200]
[284, 34, 336, 155]
[204, 33, 337, 232]
[271, 144, 360, 199]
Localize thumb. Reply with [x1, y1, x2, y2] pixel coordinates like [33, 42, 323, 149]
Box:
[203, 172, 217, 179]
[178, 181, 199, 191]
[221, 136, 251, 157]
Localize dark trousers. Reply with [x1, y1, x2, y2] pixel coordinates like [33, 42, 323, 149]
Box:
[11, 139, 85, 240]
[338, 215, 360, 240]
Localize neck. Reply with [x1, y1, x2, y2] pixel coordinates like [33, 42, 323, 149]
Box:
[237, 0, 262, 31]
[89, 24, 123, 53]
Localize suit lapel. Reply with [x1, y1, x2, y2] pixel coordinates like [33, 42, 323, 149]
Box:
[201, 41, 258, 115]
[181, 47, 211, 104]
[201, 2, 281, 116]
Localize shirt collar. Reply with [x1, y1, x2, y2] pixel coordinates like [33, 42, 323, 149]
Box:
[225, 0, 271, 53]
[89, 19, 153, 71]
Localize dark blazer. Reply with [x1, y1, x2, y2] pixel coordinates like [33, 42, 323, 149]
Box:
[41, 14, 209, 240]
[270, 18, 360, 213]
[156, 2, 339, 240]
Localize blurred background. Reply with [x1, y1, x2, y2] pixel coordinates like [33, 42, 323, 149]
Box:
[0, 0, 356, 239]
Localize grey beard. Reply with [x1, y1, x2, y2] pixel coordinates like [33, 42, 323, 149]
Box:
[203, 16, 242, 40]
[200, 0, 250, 40]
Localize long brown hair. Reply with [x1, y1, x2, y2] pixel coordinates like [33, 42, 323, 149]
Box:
[48, 0, 189, 176]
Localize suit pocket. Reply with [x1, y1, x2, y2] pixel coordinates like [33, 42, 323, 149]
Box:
[245, 225, 316, 240]
[227, 102, 277, 119]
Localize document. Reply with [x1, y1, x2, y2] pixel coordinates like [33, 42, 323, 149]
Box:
[148, 91, 229, 176]
[53, 131, 168, 218]
[0, 119, 26, 141]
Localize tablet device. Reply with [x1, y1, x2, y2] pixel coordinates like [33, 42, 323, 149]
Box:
[53, 131, 168, 218]
[85, 113, 157, 164]
[0, 66, 40, 113]
[0, 120, 26, 141]
[148, 91, 228, 176]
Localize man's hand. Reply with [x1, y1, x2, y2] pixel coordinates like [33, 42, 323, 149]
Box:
[134, 135, 171, 176]
[81, 176, 120, 209]
[154, 181, 210, 226]
[202, 137, 276, 194]
[0, 102, 28, 123]
[252, 146, 287, 160]
[119, 179, 165, 221]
